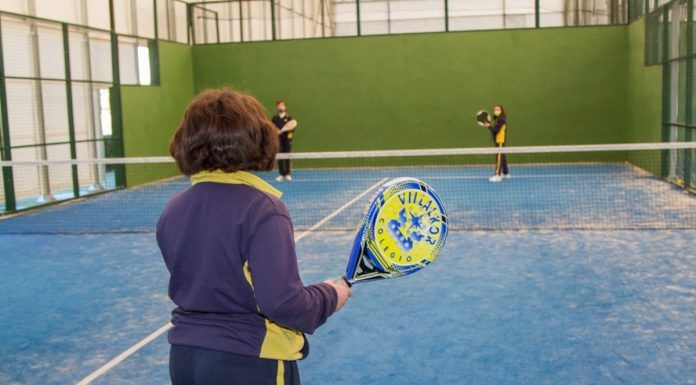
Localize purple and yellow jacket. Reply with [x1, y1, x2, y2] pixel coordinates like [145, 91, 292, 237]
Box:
[156, 170, 338, 361]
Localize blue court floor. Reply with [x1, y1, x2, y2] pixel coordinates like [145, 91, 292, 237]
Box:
[0, 164, 694, 384]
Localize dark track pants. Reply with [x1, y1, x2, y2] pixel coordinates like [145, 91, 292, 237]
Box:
[278, 139, 292, 177]
[170, 345, 300, 385]
[495, 144, 509, 176]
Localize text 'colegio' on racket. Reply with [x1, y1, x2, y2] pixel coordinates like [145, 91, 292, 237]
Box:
[343, 177, 448, 286]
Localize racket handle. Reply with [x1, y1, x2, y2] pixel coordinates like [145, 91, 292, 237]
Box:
[341, 276, 353, 288]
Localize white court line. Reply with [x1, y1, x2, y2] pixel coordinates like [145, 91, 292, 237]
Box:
[75, 323, 172, 385]
[294, 178, 388, 242]
[74, 177, 389, 385]
[426, 172, 638, 180]
[277, 172, 630, 183]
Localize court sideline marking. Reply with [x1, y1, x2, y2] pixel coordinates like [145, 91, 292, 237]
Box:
[74, 177, 389, 385]
[269, 172, 634, 183]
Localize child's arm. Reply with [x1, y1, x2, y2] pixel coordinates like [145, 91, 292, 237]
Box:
[488, 120, 501, 135]
[246, 214, 340, 334]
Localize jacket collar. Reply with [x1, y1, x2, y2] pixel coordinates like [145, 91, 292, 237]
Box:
[190, 170, 282, 198]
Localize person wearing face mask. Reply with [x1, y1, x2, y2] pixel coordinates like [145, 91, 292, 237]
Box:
[272, 100, 298, 182]
[481, 105, 509, 182]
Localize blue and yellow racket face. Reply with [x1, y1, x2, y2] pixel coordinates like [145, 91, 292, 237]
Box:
[345, 178, 448, 284]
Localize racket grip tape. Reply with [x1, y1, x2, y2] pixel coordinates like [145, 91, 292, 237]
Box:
[341, 276, 353, 288]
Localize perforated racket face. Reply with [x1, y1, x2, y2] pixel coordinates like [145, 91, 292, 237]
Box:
[344, 178, 448, 284]
[476, 110, 490, 123]
[367, 178, 448, 275]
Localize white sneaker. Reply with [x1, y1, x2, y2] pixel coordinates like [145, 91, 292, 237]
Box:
[503, 174, 510, 179]
[275, 175, 285, 182]
[488, 175, 503, 182]
[285, 175, 293, 181]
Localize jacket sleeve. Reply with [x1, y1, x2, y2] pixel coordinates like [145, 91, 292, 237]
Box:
[246, 213, 338, 334]
[488, 120, 501, 135]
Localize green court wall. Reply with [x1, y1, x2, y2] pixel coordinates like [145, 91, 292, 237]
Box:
[627, 19, 662, 143]
[193, 26, 629, 152]
[627, 18, 663, 173]
[119, 22, 665, 178]
[121, 41, 194, 185]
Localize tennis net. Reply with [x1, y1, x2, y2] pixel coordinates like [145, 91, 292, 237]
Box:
[0, 142, 694, 234]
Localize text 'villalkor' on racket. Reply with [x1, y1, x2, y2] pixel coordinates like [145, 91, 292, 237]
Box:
[343, 177, 449, 286]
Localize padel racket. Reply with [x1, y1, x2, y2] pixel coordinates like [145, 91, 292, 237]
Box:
[343, 178, 448, 286]
[476, 110, 491, 126]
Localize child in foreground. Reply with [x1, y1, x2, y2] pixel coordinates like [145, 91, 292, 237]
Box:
[157, 88, 351, 385]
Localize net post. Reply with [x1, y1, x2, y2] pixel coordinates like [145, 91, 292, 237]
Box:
[62, 23, 80, 199]
[535, 0, 540, 28]
[686, 133, 694, 190]
[0, 16, 16, 212]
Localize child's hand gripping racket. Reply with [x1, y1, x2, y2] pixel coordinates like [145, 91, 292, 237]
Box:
[341, 178, 448, 287]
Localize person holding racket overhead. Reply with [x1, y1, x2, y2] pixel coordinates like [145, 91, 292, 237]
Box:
[481, 104, 509, 182]
[158, 88, 351, 385]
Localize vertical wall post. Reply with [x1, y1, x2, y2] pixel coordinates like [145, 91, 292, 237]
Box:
[153, 0, 159, 40]
[356, 0, 361, 36]
[444, 0, 449, 32]
[27, 0, 54, 203]
[661, 6, 671, 178]
[215, 11, 221, 43]
[108, 0, 126, 187]
[148, 39, 160, 85]
[62, 23, 80, 199]
[168, 0, 175, 41]
[535, 0, 540, 28]
[611, 0, 619, 24]
[321, 0, 326, 37]
[188, 3, 196, 44]
[78, 0, 103, 190]
[0, 17, 16, 212]
[270, 0, 277, 40]
[685, 0, 694, 189]
[239, 0, 244, 42]
[644, 7, 650, 65]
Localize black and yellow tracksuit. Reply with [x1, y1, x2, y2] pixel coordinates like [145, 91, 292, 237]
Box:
[488, 118, 509, 176]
